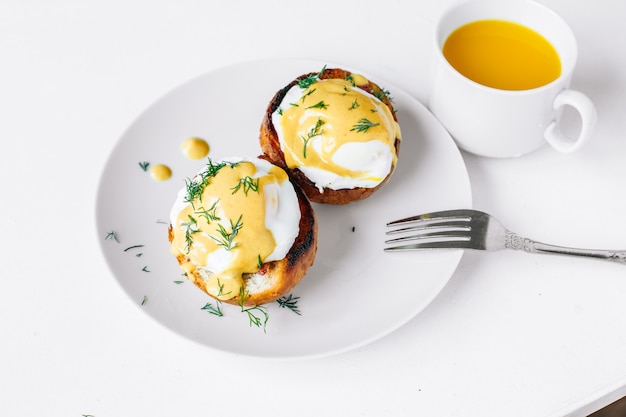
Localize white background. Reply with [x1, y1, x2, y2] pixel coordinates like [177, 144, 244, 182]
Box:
[2, 0, 626, 416]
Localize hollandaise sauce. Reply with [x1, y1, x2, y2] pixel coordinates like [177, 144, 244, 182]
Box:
[169, 158, 300, 300]
[272, 74, 401, 191]
[181, 137, 210, 160]
[149, 164, 172, 181]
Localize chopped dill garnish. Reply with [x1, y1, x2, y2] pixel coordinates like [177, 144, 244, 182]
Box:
[105, 231, 119, 243]
[301, 87, 317, 102]
[238, 287, 269, 332]
[142, 266, 150, 272]
[210, 215, 243, 251]
[183, 177, 206, 208]
[181, 215, 200, 253]
[276, 294, 301, 315]
[348, 99, 360, 110]
[297, 65, 327, 89]
[124, 244, 144, 252]
[139, 161, 150, 171]
[300, 118, 325, 158]
[350, 118, 379, 133]
[195, 201, 220, 223]
[173, 280, 184, 284]
[201, 301, 223, 317]
[374, 87, 393, 102]
[231, 176, 259, 196]
[345, 74, 356, 86]
[141, 295, 148, 305]
[306, 100, 329, 110]
[184, 159, 240, 207]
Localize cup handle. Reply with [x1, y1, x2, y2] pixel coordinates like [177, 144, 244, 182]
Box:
[544, 89, 597, 153]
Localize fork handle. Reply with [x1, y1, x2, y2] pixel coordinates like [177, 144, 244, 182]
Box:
[505, 231, 626, 264]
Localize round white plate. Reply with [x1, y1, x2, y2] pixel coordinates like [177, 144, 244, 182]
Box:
[96, 59, 472, 359]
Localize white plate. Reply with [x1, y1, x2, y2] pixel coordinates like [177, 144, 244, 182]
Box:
[96, 59, 472, 359]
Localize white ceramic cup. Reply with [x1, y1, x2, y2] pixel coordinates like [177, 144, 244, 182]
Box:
[428, 0, 597, 158]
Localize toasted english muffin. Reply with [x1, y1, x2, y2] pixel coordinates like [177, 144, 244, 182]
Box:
[168, 156, 317, 306]
[260, 67, 401, 205]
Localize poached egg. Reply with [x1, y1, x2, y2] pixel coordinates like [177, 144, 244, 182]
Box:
[169, 157, 301, 301]
[271, 74, 401, 192]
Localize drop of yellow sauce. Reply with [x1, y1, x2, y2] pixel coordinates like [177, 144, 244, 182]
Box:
[149, 164, 172, 181]
[181, 137, 210, 160]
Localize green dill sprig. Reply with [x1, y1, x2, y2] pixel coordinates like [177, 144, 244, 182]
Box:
[204, 158, 234, 177]
[350, 118, 379, 133]
[139, 161, 150, 171]
[306, 100, 329, 110]
[300, 118, 325, 158]
[201, 301, 223, 317]
[348, 99, 360, 110]
[276, 294, 301, 315]
[201, 280, 227, 317]
[298, 65, 327, 89]
[238, 287, 269, 332]
[181, 215, 200, 253]
[374, 87, 393, 103]
[195, 201, 220, 223]
[210, 215, 243, 251]
[184, 177, 206, 208]
[231, 176, 259, 196]
[184, 159, 240, 207]
[105, 230, 119, 243]
[301, 88, 317, 103]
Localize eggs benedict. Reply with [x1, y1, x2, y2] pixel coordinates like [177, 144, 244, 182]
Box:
[168, 156, 317, 306]
[260, 67, 401, 204]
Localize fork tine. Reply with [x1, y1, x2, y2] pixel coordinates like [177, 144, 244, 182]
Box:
[386, 209, 475, 226]
[385, 209, 479, 252]
[385, 229, 471, 244]
[386, 220, 471, 235]
[384, 240, 472, 252]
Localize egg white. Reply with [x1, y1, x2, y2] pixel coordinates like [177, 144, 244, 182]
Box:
[169, 156, 301, 272]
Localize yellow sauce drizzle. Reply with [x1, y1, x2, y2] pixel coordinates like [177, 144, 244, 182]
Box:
[277, 78, 398, 179]
[181, 137, 210, 160]
[149, 164, 172, 181]
[170, 161, 288, 300]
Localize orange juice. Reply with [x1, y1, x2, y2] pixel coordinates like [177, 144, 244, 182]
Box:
[443, 19, 561, 90]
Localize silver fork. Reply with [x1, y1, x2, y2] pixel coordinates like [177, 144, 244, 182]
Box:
[385, 209, 626, 264]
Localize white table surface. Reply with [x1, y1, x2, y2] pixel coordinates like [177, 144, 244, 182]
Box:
[2, 0, 626, 416]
